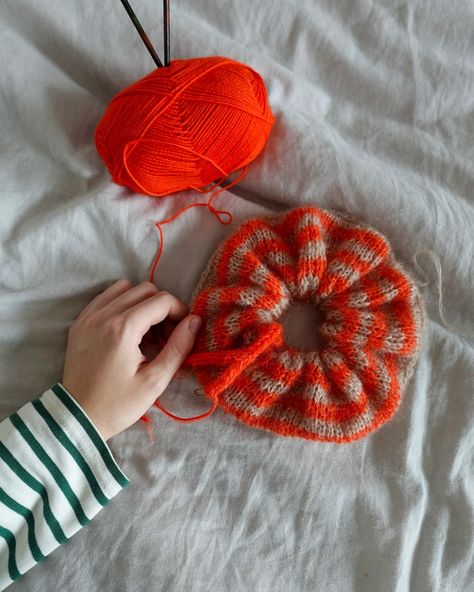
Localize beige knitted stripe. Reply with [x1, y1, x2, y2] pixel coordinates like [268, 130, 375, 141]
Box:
[225, 226, 285, 283]
[381, 294, 407, 353]
[321, 309, 376, 349]
[293, 209, 334, 235]
[248, 263, 271, 286]
[222, 289, 290, 335]
[235, 346, 385, 412]
[266, 250, 294, 268]
[298, 239, 326, 261]
[257, 297, 290, 323]
[272, 351, 335, 406]
[337, 237, 386, 265]
[293, 273, 321, 297]
[320, 351, 364, 403]
[247, 369, 292, 397]
[223, 310, 243, 337]
[275, 350, 305, 372]
[354, 310, 377, 344]
[236, 287, 264, 308]
[300, 353, 334, 405]
[393, 284, 426, 387]
[222, 353, 393, 440]
[324, 260, 361, 288]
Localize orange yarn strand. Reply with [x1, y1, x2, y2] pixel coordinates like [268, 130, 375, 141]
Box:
[149, 167, 247, 284]
[147, 167, 248, 423]
[153, 398, 218, 423]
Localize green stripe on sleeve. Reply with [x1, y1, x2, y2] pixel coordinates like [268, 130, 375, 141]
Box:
[0, 442, 66, 544]
[0, 526, 21, 581]
[9, 414, 89, 527]
[52, 384, 129, 487]
[0, 487, 45, 562]
[32, 400, 109, 506]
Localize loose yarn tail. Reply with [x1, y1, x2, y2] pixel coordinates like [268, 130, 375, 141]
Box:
[146, 168, 248, 424]
[141, 414, 156, 443]
[153, 398, 218, 423]
[413, 249, 473, 340]
[149, 167, 247, 283]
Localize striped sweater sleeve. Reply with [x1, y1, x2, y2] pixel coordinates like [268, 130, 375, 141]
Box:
[0, 383, 129, 591]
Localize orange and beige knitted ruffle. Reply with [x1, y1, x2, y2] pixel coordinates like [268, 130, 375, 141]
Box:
[188, 206, 425, 443]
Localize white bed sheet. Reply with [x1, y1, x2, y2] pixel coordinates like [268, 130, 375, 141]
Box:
[1, 0, 473, 590]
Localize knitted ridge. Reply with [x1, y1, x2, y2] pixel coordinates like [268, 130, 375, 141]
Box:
[188, 206, 425, 443]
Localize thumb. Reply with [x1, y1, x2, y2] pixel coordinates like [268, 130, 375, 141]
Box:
[142, 314, 202, 396]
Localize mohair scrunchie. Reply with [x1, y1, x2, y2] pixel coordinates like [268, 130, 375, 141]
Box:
[188, 206, 425, 443]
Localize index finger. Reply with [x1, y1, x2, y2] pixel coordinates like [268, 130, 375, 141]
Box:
[124, 291, 189, 338]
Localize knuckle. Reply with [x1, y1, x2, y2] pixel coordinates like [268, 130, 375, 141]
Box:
[168, 337, 188, 359]
[84, 313, 102, 330]
[104, 316, 129, 341]
[145, 372, 167, 395]
[69, 317, 87, 334]
[115, 279, 133, 289]
[141, 281, 158, 293]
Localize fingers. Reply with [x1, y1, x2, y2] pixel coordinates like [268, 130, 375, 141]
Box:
[99, 281, 161, 319]
[78, 279, 133, 319]
[78, 279, 191, 345]
[125, 291, 189, 336]
[141, 314, 202, 395]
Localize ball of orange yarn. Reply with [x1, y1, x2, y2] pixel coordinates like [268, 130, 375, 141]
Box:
[95, 56, 275, 196]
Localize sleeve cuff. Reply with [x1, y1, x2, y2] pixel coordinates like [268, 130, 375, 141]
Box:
[47, 383, 130, 492]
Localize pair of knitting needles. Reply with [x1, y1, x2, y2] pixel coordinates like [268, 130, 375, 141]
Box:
[119, 0, 170, 68]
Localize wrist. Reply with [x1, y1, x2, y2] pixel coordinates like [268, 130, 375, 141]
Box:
[59, 381, 114, 441]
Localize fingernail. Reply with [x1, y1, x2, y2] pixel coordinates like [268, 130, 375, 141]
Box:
[188, 315, 202, 334]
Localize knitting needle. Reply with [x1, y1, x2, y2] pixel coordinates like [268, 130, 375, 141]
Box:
[119, 0, 163, 68]
[163, 0, 171, 66]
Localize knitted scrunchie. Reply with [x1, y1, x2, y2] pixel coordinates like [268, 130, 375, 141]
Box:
[187, 206, 425, 442]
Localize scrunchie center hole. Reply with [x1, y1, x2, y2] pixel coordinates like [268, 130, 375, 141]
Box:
[280, 300, 323, 352]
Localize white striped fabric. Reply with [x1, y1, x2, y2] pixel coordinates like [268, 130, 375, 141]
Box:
[0, 384, 129, 591]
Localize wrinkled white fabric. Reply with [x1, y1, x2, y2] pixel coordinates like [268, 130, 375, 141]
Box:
[0, 0, 473, 590]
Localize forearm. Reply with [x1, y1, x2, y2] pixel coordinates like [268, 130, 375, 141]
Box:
[0, 384, 128, 591]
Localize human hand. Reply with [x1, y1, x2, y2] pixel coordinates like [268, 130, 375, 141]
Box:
[61, 280, 201, 440]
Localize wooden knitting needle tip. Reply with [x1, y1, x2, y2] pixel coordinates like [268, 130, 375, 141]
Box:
[163, 0, 171, 66]
[119, 0, 163, 68]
